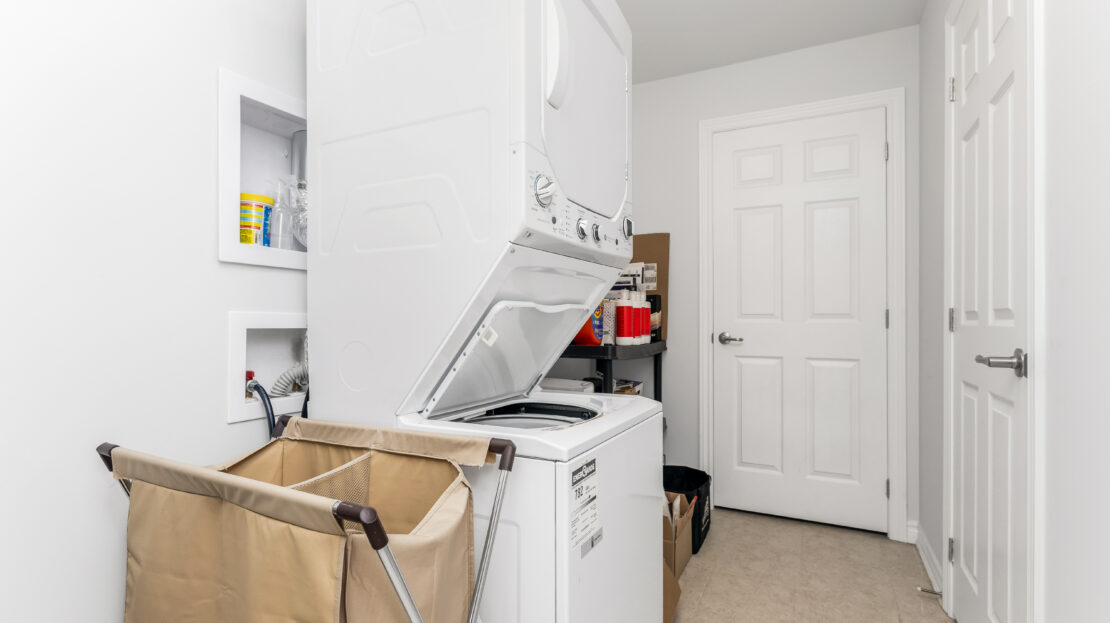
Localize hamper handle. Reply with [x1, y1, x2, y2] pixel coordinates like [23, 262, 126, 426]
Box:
[95, 443, 132, 497]
[333, 501, 389, 550]
[97, 443, 119, 471]
[334, 501, 426, 623]
[487, 438, 516, 471]
[272, 414, 295, 438]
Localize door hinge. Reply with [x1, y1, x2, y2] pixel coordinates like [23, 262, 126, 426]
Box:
[948, 307, 956, 332]
[948, 77, 958, 103]
[885, 479, 890, 498]
[884, 142, 890, 162]
[885, 309, 890, 329]
[948, 538, 956, 563]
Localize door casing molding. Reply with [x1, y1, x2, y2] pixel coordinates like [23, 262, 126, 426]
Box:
[697, 88, 911, 542]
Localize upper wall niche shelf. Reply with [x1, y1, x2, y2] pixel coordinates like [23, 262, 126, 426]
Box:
[218, 68, 307, 271]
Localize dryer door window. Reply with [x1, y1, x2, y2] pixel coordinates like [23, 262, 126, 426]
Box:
[541, 0, 629, 219]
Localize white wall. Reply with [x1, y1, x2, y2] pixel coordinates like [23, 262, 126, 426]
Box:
[915, 0, 947, 567]
[1043, 0, 1110, 619]
[0, 1, 306, 619]
[627, 27, 921, 514]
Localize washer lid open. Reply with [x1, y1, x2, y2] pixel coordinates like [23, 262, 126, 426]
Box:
[542, 0, 630, 219]
[422, 300, 592, 418]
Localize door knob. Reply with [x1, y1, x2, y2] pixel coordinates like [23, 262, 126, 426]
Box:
[974, 348, 1028, 378]
[718, 332, 744, 345]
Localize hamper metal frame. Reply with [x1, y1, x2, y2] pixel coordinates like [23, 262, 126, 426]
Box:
[97, 418, 516, 623]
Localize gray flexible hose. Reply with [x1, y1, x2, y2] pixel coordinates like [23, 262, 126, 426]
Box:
[270, 361, 309, 397]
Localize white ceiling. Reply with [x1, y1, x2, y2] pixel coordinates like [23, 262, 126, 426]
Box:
[616, 0, 927, 83]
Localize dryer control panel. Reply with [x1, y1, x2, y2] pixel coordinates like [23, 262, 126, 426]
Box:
[512, 147, 632, 269]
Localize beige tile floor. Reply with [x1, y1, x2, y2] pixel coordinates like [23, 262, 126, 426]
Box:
[674, 508, 953, 623]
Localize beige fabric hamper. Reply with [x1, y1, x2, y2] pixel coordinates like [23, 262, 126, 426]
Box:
[109, 419, 495, 623]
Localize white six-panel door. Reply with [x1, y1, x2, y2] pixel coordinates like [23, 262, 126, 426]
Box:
[711, 108, 889, 532]
[949, 0, 1030, 620]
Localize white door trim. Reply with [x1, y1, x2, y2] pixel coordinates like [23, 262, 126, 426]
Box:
[941, 0, 1045, 618]
[698, 88, 911, 542]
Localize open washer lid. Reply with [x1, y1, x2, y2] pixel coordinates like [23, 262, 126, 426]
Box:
[420, 300, 592, 418]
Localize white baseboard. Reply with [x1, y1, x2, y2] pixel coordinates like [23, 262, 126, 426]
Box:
[906, 520, 919, 543]
[916, 529, 944, 592]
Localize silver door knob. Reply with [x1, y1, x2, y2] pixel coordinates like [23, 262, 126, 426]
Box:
[974, 348, 1028, 378]
[718, 332, 744, 345]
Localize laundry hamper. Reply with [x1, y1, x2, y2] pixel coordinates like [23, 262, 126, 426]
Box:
[97, 416, 515, 623]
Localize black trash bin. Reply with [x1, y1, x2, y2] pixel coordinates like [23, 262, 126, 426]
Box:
[663, 465, 711, 554]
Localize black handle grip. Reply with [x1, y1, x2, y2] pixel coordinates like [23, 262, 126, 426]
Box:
[334, 501, 389, 550]
[272, 414, 295, 438]
[97, 443, 119, 472]
[487, 438, 517, 471]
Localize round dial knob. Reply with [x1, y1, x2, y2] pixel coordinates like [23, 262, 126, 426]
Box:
[591, 223, 601, 242]
[534, 174, 555, 207]
[575, 219, 588, 240]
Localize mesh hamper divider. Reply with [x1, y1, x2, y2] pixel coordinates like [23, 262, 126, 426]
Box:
[292, 451, 374, 530]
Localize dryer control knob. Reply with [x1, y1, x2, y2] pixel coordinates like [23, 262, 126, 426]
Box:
[591, 223, 601, 242]
[534, 174, 555, 207]
[576, 219, 589, 240]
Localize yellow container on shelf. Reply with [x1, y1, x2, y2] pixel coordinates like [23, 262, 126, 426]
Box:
[239, 193, 273, 245]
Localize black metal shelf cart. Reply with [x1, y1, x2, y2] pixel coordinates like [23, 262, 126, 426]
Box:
[560, 340, 666, 400]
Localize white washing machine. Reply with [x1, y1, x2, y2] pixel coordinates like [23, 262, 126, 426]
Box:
[401, 391, 662, 623]
[387, 289, 662, 623]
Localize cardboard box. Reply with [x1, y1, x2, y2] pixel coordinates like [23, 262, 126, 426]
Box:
[613, 379, 643, 395]
[632, 233, 670, 340]
[663, 559, 681, 623]
[663, 491, 694, 578]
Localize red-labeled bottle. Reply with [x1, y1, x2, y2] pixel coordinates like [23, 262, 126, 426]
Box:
[616, 292, 635, 346]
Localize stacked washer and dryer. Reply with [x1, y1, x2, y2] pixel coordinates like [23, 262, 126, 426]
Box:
[307, 1, 662, 621]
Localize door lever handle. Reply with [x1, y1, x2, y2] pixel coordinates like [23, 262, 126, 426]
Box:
[718, 332, 744, 345]
[974, 348, 1028, 378]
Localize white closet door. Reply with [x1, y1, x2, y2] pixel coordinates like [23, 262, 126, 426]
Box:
[950, 0, 1031, 620]
[711, 107, 889, 532]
